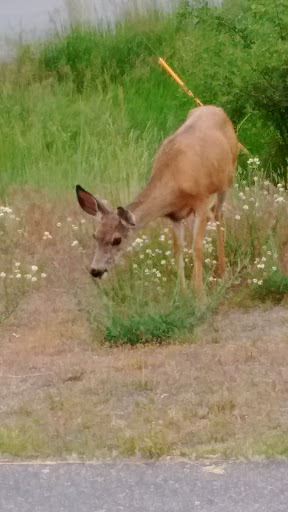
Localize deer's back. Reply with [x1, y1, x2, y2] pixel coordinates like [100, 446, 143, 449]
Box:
[151, 106, 238, 198]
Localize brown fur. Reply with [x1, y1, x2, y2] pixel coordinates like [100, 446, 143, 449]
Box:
[77, 106, 240, 290]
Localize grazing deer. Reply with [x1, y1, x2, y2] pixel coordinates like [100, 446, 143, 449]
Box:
[76, 105, 239, 292]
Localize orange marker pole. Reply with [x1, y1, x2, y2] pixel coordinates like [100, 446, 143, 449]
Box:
[158, 57, 203, 107]
[158, 57, 248, 154]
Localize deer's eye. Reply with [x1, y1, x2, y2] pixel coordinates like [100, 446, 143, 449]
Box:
[112, 236, 121, 246]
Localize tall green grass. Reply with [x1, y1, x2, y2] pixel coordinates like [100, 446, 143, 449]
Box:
[1, 0, 287, 197]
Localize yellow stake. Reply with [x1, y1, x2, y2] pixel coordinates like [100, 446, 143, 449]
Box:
[158, 57, 249, 154]
[158, 57, 203, 107]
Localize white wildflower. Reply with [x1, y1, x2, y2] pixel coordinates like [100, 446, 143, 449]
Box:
[15, 274, 21, 279]
[57, 222, 62, 227]
[80, 219, 85, 224]
[161, 260, 166, 265]
[235, 215, 241, 220]
[67, 217, 72, 222]
[25, 274, 32, 280]
[139, 254, 144, 259]
[272, 266, 277, 271]
[253, 279, 258, 283]
[243, 205, 249, 210]
[31, 265, 38, 272]
[71, 241, 78, 247]
[41, 273, 47, 278]
[0, 272, 6, 278]
[31, 277, 37, 282]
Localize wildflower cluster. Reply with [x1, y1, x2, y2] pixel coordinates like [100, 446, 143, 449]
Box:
[125, 230, 178, 293]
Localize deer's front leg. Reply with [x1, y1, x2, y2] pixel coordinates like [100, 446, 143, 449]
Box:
[172, 221, 186, 289]
[192, 205, 208, 293]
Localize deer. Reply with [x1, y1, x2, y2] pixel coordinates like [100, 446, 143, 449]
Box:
[76, 105, 239, 292]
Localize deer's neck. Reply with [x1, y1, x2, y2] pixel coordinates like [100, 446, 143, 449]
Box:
[128, 178, 172, 229]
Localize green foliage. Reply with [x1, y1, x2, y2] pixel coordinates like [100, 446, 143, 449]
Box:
[1, 0, 288, 193]
[104, 300, 199, 345]
[252, 270, 288, 303]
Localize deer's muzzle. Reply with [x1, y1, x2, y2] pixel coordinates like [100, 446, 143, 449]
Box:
[90, 268, 107, 279]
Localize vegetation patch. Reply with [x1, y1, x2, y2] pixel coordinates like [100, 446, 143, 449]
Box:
[1, 0, 288, 460]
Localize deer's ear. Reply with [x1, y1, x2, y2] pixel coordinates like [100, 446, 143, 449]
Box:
[76, 185, 110, 216]
[117, 207, 136, 227]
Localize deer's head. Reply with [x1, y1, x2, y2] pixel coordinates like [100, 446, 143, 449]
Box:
[76, 185, 135, 278]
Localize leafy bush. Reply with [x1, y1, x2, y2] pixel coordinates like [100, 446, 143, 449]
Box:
[104, 300, 201, 345]
[252, 270, 288, 303]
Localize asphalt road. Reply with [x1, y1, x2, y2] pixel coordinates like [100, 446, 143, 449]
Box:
[1, 461, 288, 511]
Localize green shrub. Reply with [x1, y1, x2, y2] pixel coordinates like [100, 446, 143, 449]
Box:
[104, 301, 199, 345]
[252, 270, 288, 303]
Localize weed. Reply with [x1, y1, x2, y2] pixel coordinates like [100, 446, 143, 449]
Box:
[252, 271, 288, 304]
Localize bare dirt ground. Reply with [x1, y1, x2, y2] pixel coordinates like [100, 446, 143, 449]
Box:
[1, 286, 288, 460]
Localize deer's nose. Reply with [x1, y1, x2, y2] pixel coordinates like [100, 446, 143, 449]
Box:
[90, 268, 106, 279]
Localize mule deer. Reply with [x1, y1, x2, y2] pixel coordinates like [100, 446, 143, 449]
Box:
[76, 105, 239, 292]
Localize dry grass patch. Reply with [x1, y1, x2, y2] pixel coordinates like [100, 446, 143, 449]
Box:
[1, 305, 288, 460]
